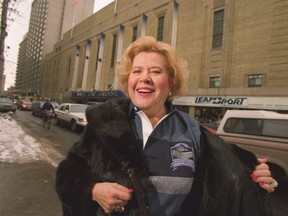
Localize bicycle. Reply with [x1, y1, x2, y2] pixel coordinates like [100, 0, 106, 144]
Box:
[42, 110, 53, 129]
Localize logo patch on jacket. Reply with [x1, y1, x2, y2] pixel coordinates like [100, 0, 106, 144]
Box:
[170, 143, 195, 171]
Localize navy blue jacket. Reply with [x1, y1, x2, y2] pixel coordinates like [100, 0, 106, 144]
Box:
[42, 102, 54, 111]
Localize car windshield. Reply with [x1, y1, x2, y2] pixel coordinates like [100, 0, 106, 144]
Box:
[70, 104, 88, 113]
[0, 98, 12, 103]
[52, 102, 59, 107]
[22, 101, 32, 104]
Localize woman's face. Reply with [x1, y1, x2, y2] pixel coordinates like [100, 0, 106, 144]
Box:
[128, 52, 170, 113]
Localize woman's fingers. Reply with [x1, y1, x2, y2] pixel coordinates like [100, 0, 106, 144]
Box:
[91, 182, 134, 213]
[258, 157, 268, 164]
[251, 157, 277, 193]
[258, 181, 275, 193]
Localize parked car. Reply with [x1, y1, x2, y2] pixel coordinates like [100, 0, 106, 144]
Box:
[17, 100, 32, 111]
[201, 123, 217, 134]
[31, 101, 44, 117]
[216, 109, 288, 187]
[51, 101, 59, 109]
[201, 119, 222, 134]
[32, 101, 60, 117]
[54, 103, 88, 131]
[0, 98, 16, 112]
[87, 101, 104, 106]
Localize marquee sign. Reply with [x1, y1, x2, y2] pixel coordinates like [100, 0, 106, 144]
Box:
[71, 90, 126, 99]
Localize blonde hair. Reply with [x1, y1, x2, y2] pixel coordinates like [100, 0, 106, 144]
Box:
[116, 36, 189, 100]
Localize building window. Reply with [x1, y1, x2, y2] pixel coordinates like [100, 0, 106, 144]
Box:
[212, 9, 224, 49]
[141, 14, 148, 36]
[76, 45, 80, 57]
[67, 57, 71, 76]
[111, 34, 117, 68]
[157, 16, 165, 41]
[95, 40, 100, 70]
[209, 76, 221, 88]
[132, 26, 138, 42]
[248, 74, 262, 87]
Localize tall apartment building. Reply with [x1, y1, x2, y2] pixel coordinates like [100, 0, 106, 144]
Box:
[15, 0, 95, 99]
[15, 34, 28, 94]
[42, 0, 288, 118]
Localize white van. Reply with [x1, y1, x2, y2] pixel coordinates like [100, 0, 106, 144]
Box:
[216, 110, 288, 186]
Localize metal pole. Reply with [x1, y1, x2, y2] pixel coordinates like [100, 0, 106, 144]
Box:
[0, 0, 10, 94]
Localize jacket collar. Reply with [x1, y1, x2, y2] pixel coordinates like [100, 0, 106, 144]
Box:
[128, 100, 175, 117]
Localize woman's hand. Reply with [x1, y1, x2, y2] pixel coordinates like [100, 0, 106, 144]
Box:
[92, 182, 134, 213]
[251, 157, 278, 193]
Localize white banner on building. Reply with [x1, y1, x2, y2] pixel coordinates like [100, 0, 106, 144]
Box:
[172, 96, 288, 111]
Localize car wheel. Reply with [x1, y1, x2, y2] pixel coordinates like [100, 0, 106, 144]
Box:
[70, 119, 77, 132]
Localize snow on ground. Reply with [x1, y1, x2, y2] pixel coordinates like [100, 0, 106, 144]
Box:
[0, 112, 62, 166]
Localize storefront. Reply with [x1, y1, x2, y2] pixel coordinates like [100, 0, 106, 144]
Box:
[173, 96, 288, 123]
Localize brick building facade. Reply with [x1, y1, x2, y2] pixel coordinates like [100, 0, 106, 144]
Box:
[41, 0, 288, 118]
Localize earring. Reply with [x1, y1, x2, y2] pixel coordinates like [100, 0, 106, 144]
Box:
[167, 92, 173, 101]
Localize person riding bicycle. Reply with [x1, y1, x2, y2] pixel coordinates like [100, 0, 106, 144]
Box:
[42, 99, 54, 122]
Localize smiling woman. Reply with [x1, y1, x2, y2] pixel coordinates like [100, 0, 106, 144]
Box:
[127, 52, 170, 125]
[55, 36, 275, 216]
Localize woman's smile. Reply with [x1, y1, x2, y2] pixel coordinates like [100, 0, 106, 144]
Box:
[128, 52, 170, 114]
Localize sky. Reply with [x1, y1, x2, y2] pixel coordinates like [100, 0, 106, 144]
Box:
[3, 0, 114, 91]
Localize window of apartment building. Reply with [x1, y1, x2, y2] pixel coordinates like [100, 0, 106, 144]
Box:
[157, 15, 165, 41]
[111, 34, 117, 68]
[142, 14, 148, 36]
[209, 76, 221, 88]
[95, 40, 101, 70]
[67, 57, 71, 76]
[76, 45, 80, 57]
[132, 26, 138, 42]
[248, 74, 262, 87]
[212, 9, 224, 49]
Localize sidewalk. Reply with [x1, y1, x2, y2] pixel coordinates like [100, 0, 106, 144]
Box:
[0, 161, 62, 216]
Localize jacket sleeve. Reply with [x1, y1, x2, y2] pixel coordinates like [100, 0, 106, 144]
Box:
[55, 126, 101, 215]
[186, 126, 273, 216]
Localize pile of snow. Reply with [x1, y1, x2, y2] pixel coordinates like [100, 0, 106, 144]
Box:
[0, 112, 60, 165]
